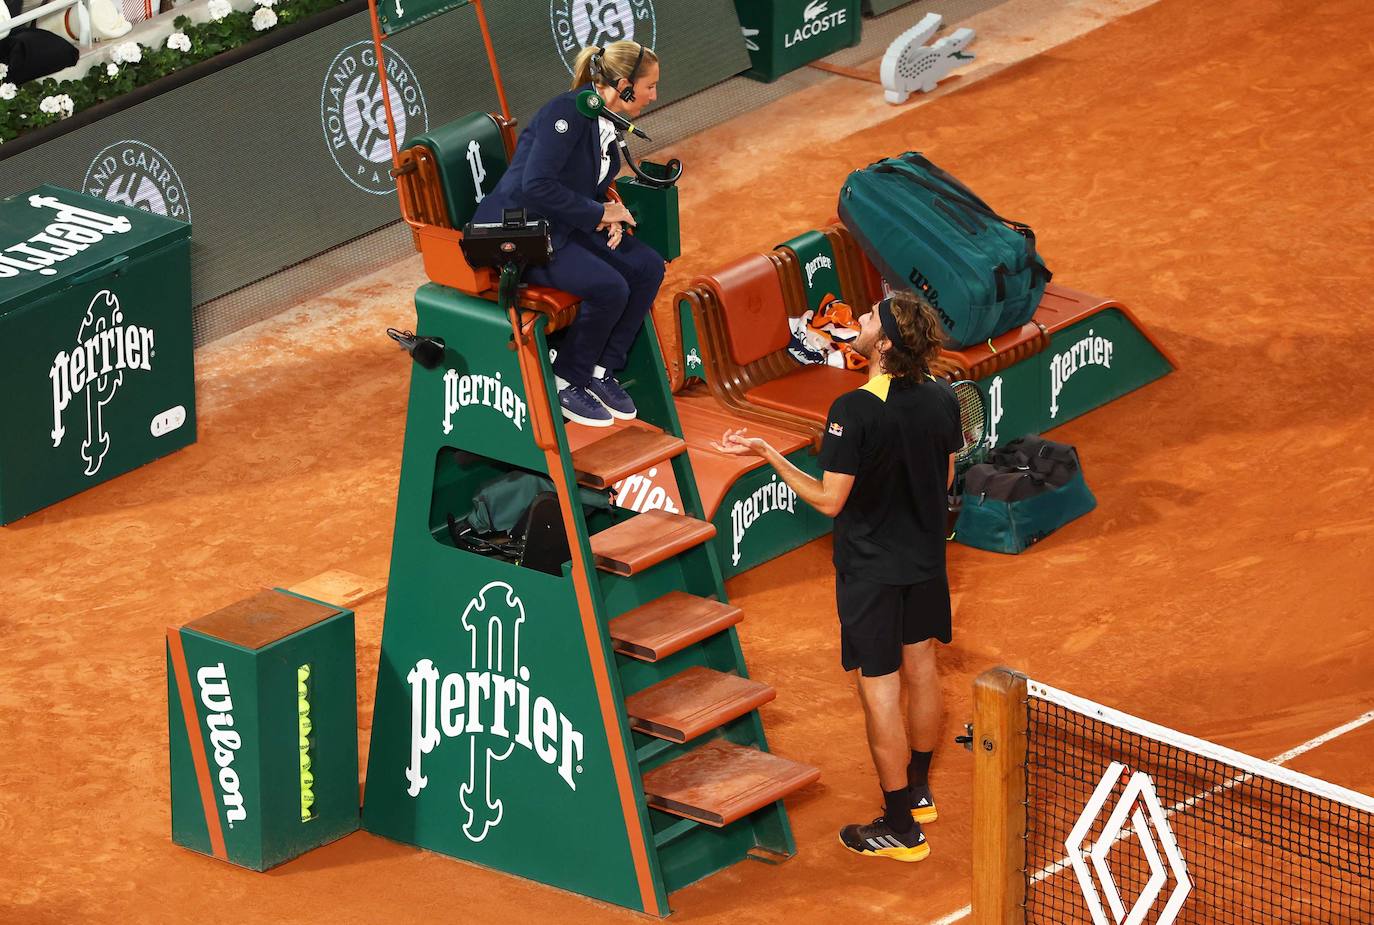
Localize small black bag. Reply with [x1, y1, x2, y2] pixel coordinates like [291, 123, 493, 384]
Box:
[954, 436, 1096, 553]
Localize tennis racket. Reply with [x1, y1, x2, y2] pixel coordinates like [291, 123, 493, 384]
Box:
[950, 379, 990, 481]
[947, 379, 989, 535]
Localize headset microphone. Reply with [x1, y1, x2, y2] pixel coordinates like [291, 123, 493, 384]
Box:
[574, 90, 652, 141]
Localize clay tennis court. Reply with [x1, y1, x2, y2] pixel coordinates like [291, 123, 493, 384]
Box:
[3, 0, 1372, 920]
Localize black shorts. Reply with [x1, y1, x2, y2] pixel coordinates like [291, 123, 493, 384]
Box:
[835, 572, 952, 677]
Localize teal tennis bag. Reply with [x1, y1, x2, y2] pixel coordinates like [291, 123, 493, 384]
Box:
[838, 152, 1052, 348]
[954, 436, 1095, 554]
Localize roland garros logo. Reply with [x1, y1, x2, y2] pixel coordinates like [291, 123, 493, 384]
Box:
[406, 582, 586, 843]
[82, 140, 191, 221]
[322, 41, 428, 195]
[550, 0, 656, 75]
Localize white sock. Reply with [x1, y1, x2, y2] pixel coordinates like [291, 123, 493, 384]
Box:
[593, 365, 608, 380]
[555, 375, 571, 391]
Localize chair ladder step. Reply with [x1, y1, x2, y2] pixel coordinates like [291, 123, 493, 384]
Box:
[625, 666, 775, 744]
[590, 510, 716, 577]
[609, 591, 743, 662]
[641, 740, 820, 828]
[572, 427, 687, 489]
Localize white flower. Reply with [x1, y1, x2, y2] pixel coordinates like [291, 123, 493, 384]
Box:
[40, 94, 74, 117]
[207, 0, 232, 20]
[0, 64, 8, 81]
[106, 63, 120, 78]
[166, 31, 192, 52]
[37, 94, 74, 116]
[0, 83, 16, 102]
[251, 6, 277, 30]
[109, 41, 142, 65]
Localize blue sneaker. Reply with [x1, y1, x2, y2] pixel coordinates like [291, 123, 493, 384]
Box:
[585, 374, 637, 420]
[559, 384, 613, 427]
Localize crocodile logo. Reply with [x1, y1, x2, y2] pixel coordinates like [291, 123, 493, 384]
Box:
[880, 13, 977, 104]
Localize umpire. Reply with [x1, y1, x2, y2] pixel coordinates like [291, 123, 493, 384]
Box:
[471, 40, 665, 428]
[716, 291, 961, 862]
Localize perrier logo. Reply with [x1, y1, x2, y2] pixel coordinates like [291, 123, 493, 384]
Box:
[405, 581, 586, 843]
[49, 289, 156, 477]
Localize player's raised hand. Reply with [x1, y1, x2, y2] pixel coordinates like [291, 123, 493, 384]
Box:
[712, 428, 767, 457]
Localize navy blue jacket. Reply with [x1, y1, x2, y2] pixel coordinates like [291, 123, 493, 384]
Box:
[472, 85, 620, 248]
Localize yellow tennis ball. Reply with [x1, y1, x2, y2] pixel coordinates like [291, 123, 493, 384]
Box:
[300, 769, 314, 790]
[298, 697, 310, 716]
[298, 681, 308, 699]
[299, 715, 312, 737]
[297, 665, 310, 683]
[299, 733, 310, 751]
[301, 789, 315, 811]
[299, 751, 312, 772]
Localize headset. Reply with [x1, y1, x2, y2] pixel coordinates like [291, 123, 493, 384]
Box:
[590, 43, 646, 104]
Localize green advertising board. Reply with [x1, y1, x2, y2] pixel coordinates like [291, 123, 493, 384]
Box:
[734, 0, 862, 82]
[0, 185, 195, 524]
[716, 454, 831, 577]
[976, 308, 1175, 447]
[166, 590, 360, 871]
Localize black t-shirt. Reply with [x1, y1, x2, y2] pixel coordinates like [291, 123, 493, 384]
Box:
[817, 375, 963, 585]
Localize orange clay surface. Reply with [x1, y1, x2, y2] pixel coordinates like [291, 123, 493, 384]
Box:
[3, 0, 1374, 921]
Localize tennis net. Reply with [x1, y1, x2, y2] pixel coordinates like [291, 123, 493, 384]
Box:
[972, 669, 1374, 925]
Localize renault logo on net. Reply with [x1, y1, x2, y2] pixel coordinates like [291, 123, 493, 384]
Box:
[1066, 762, 1192, 925]
[550, 0, 656, 75]
[82, 140, 190, 222]
[322, 41, 428, 195]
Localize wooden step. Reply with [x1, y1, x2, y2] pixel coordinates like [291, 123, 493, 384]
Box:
[590, 510, 716, 577]
[572, 427, 687, 489]
[625, 667, 775, 744]
[609, 591, 743, 662]
[641, 740, 820, 828]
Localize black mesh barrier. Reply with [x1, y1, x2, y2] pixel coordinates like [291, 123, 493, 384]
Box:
[1024, 694, 1374, 924]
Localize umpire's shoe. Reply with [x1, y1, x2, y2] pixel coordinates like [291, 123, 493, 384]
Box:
[838, 817, 930, 863]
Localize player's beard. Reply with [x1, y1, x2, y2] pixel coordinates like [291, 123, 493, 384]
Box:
[853, 326, 881, 363]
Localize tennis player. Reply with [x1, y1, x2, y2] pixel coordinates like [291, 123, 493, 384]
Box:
[715, 291, 961, 862]
[471, 40, 664, 427]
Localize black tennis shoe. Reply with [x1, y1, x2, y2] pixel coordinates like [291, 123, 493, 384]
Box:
[838, 816, 930, 863]
[911, 785, 938, 824]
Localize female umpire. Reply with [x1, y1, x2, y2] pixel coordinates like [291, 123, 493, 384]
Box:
[471, 40, 665, 428]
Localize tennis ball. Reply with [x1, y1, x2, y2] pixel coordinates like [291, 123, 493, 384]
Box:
[301, 788, 315, 810]
[298, 697, 310, 716]
[299, 733, 310, 750]
[298, 681, 308, 699]
[299, 715, 312, 737]
[300, 769, 314, 790]
[297, 664, 310, 683]
[299, 751, 311, 773]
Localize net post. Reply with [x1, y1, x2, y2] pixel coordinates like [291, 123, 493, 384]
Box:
[973, 667, 1028, 925]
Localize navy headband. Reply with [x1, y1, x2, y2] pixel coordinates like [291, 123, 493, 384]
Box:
[876, 297, 907, 352]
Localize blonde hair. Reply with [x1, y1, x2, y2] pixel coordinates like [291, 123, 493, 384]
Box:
[570, 41, 658, 92]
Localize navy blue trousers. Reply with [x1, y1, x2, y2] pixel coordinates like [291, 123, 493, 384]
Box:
[525, 229, 665, 386]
